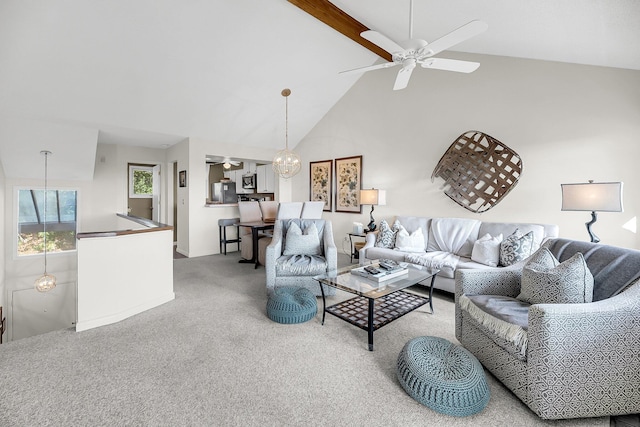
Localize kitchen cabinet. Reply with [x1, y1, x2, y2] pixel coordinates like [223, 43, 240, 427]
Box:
[256, 164, 275, 193]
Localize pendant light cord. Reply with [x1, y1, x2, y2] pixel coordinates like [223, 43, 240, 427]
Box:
[42, 151, 49, 274]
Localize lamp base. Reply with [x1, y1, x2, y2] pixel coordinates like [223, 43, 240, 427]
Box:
[586, 211, 600, 243]
[367, 205, 376, 231]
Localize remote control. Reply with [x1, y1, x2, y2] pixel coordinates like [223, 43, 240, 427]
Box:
[364, 266, 380, 275]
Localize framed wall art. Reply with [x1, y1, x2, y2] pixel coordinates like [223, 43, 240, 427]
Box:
[335, 155, 362, 213]
[309, 159, 333, 211]
[179, 170, 187, 188]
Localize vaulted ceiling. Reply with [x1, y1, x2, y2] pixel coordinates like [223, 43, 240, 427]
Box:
[1, 0, 638, 180]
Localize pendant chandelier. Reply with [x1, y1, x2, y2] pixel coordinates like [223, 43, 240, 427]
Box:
[34, 150, 57, 293]
[272, 88, 301, 179]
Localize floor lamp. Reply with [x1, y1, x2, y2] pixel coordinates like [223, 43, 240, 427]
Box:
[359, 189, 386, 232]
[561, 181, 623, 243]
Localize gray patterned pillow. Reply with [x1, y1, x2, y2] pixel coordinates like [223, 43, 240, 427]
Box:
[283, 222, 321, 256]
[375, 219, 400, 249]
[518, 249, 594, 304]
[499, 229, 534, 267]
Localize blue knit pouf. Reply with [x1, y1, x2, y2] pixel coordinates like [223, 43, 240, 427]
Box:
[266, 286, 317, 324]
[397, 336, 490, 417]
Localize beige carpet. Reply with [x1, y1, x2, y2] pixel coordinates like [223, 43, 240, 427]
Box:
[0, 253, 609, 426]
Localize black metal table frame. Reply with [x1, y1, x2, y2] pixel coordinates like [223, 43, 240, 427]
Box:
[235, 221, 274, 268]
[318, 273, 437, 351]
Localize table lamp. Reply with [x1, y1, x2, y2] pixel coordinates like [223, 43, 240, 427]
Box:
[359, 188, 386, 232]
[561, 180, 623, 243]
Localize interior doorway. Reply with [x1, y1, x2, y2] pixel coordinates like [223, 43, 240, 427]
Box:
[173, 162, 178, 242]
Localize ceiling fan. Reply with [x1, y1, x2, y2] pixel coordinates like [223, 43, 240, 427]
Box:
[340, 0, 488, 90]
[220, 157, 240, 169]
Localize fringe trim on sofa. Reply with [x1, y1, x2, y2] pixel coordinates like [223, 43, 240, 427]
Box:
[459, 294, 528, 358]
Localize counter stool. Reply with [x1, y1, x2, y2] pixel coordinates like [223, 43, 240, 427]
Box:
[219, 217, 241, 255]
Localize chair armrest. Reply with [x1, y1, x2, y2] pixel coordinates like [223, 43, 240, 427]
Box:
[526, 282, 640, 417]
[455, 268, 522, 298]
[265, 223, 284, 293]
[455, 268, 522, 339]
[358, 232, 378, 265]
[323, 221, 337, 271]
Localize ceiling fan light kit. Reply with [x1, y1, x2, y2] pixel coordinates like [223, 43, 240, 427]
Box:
[341, 0, 487, 90]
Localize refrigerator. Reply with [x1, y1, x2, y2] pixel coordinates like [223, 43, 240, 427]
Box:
[212, 181, 238, 203]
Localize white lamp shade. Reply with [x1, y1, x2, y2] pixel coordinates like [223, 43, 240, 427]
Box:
[359, 189, 386, 206]
[561, 182, 623, 212]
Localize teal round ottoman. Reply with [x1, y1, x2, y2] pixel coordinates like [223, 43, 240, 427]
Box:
[397, 336, 490, 417]
[266, 286, 317, 324]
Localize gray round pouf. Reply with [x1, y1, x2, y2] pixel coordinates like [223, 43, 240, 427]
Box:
[266, 286, 317, 324]
[397, 336, 490, 417]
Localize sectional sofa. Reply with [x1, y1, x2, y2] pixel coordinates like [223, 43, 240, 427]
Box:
[358, 216, 559, 293]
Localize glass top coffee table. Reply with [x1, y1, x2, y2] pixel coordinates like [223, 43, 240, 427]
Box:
[314, 261, 440, 351]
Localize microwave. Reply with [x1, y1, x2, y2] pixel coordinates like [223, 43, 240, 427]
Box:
[242, 174, 256, 189]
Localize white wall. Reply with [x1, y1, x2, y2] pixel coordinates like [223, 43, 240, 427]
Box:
[291, 53, 640, 250]
[0, 160, 5, 314]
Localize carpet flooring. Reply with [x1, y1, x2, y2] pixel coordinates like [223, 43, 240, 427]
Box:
[0, 253, 612, 426]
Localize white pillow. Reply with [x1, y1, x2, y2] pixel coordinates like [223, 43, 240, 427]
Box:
[394, 225, 426, 253]
[283, 222, 321, 256]
[471, 233, 503, 267]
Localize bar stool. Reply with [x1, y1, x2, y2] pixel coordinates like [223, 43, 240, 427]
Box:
[219, 217, 241, 255]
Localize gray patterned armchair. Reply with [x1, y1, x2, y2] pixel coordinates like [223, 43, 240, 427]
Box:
[265, 219, 337, 297]
[455, 238, 640, 420]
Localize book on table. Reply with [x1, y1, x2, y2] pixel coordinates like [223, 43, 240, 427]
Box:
[350, 264, 408, 283]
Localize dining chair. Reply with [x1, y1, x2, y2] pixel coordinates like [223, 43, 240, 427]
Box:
[259, 200, 279, 222]
[238, 201, 264, 261]
[276, 202, 303, 219]
[300, 201, 325, 219]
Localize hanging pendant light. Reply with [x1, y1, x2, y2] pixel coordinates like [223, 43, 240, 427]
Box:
[272, 88, 301, 179]
[35, 150, 57, 293]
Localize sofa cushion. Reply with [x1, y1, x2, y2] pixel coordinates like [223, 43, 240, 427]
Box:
[366, 247, 406, 264]
[471, 233, 503, 267]
[394, 225, 426, 253]
[479, 222, 547, 250]
[396, 216, 430, 250]
[499, 229, 534, 267]
[375, 219, 401, 248]
[283, 222, 321, 256]
[518, 249, 594, 304]
[427, 218, 481, 257]
[543, 238, 640, 301]
[459, 294, 529, 360]
[276, 255, 327, 276]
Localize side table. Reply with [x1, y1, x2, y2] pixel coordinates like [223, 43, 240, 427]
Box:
[348, 232, 367, 263]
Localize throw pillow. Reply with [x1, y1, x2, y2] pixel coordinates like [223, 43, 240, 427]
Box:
[375, 219, 400, 249]
[283, 222, 321, 256]
[499, 229, 534, 267]
[394, 225, 425, 253]
[518, 250, 594, 304]
[471, 233, 503, 267]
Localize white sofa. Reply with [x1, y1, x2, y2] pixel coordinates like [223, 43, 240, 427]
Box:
[359, 216, 559, 293]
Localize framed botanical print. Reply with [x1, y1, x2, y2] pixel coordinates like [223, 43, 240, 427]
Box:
[309, 160, 333, 211]
[335, 155, 362, 213]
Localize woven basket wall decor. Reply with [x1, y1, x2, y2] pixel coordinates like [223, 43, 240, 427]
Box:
[431, 131, 522, 213]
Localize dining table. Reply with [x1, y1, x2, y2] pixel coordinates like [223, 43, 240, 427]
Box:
[234, 220, 275, 268]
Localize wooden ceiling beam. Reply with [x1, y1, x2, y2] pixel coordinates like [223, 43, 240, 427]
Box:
[287, 0, 392, 62]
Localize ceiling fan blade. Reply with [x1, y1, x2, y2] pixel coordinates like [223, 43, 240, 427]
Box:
[340, 61, 397, 75]
[422, 20, 488, 57]
[393, 66, 414, 90]
[361, 30, 405, 55]
[420, 58, 480, 73]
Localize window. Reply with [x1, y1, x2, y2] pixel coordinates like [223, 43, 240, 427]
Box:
[17, 189, 78, 256]
[129, 165, 154, 198]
